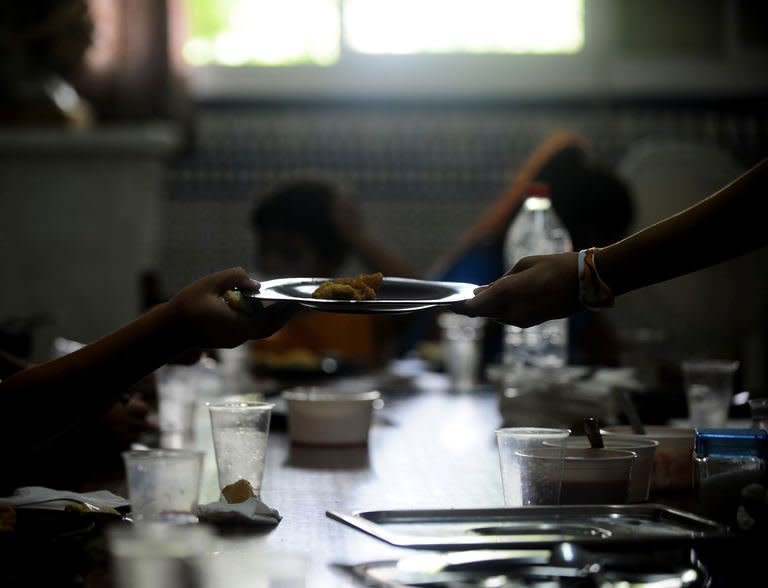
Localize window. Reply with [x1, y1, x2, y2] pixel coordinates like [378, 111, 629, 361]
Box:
[184, 0, 341, 66]
[344, 0, 583, 56]
[184, 0, 584, 67]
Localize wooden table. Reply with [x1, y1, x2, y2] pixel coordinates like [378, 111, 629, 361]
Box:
[193, 378, 506, 587]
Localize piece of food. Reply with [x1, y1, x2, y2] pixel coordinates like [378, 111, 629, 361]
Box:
[63, 502, 121, 515]
[312, 272, 383, 301]
[221, 479, 255, 504]
[224, 289, 261, 315]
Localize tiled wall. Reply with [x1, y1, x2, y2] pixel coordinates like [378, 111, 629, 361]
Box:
[158, 101, 767, 291]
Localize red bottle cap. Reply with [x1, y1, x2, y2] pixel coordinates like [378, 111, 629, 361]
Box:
[525, 182, 551, 197]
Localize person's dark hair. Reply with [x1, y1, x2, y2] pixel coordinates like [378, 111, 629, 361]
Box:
[250, 178, 349, 264]
[534, 145, 634, 250]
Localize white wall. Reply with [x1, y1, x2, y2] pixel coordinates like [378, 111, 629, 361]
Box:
[0, 126, 178, 358]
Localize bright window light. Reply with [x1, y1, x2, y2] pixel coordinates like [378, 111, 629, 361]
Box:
[184, 0, 340, 66]
[345, 0, 583, 55]
[183, 0, 583, 67]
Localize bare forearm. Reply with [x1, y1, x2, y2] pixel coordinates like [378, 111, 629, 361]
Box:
[598, 159, 768, 296]
[0, 303, 188, 453]
[0, 266, 294, 465]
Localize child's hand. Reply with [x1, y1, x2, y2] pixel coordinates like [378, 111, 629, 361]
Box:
[167, 267, 300, 349]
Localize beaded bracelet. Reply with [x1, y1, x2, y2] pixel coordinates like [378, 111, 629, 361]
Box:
[577, 248, 614, 310]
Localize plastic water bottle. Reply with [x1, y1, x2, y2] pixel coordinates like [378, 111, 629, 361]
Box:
[502, 183, 572, 369]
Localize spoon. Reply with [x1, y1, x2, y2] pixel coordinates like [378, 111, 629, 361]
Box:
[583, 417, 604, 448]
[616, 387, 647, 435]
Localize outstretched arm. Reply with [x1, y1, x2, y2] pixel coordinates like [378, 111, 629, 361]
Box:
[0, 267, 298, 458]
[598, 157, 768, 296]
[454, 158, 768, 327]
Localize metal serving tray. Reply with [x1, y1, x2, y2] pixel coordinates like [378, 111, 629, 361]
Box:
[326, 504, 728, 549]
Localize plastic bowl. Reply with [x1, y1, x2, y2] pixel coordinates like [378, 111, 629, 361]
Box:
[603, 425, 695, 491]
[282, 387, 380, 447]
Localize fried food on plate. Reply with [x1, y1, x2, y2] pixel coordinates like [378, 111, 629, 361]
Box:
[312, 272, 383, 301]
[223, 289, 261, 315]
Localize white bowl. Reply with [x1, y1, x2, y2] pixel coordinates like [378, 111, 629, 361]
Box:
[282, 387, 380, 446]
[603, 425, 695, 491]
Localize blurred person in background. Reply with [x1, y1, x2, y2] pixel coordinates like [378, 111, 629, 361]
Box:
[424, 131, 635, 366]
[248, 177, 417, 370]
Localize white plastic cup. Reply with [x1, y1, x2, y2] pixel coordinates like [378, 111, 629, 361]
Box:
[495, 427, 571, 506]
[109, 523, 213, 588]
[207, 401, 273, 497]
[682, 359, 739, 428]
[207, 547, 309, 588]
[122, 449, 204, 523]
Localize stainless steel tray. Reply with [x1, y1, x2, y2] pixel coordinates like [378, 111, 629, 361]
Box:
[326, 504, 728, 549]
[347, 546, 711, 588]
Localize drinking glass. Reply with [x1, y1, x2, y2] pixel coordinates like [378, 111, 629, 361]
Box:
[122, 449, 204, 523]
[438, 313, 485, 392]
[682, 359, 739, 428]
[207, 401, 273, 498]
[496, 427, 571, 506]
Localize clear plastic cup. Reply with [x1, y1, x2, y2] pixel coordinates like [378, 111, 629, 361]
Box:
[122, 449, 204, 523]
[156, 364, 199, 435]
[496, 427, 571, 506]
[682, 359, 739, 428]
[749, 397, 768, 431]
[548, 435, 658, 502]
[438, 313, 485, 392]
[519, 447, 636, 505]
[207, 401, 273, 498]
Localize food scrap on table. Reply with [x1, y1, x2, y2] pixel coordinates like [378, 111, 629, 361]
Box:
[198, 478, 281, 527]
[221, 479, 255, 504]
[311, 272, 383, 301]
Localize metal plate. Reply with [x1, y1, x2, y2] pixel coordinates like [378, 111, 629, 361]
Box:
[326, 505, 728, 549]
[248, 277, 477, 314]
[349, 547, 710, 587]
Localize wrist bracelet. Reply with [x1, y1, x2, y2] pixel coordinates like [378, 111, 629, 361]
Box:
[577, 248, 614, 310]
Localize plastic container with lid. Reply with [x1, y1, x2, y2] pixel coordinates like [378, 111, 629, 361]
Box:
[502, 182, 572, 370]
[694, 428, 768, 527]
